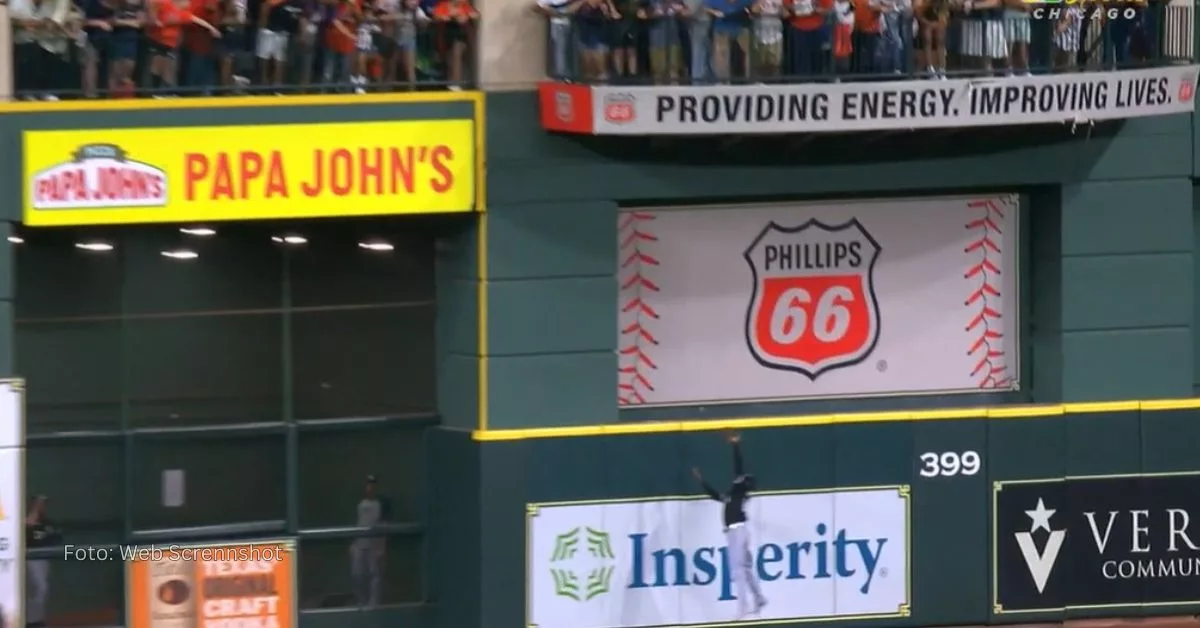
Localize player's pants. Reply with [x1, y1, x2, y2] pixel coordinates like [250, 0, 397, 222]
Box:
[350, 543, 383, 607]
[26, 560, 50, 626]
[725, 524, 765, 616]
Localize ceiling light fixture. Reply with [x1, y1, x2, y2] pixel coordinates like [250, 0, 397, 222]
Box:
[7, 236, 23, 244]
[358, 240, 395, 252]
[180, 227, 216, 237]
[161, 249, 199, 260]
[272, 235, 308, 245]
[75, 241, 114, 252]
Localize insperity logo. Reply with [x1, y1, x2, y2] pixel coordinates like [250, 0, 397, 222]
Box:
[549, 527, 616, 601]
[1015, 498, 1067, 593]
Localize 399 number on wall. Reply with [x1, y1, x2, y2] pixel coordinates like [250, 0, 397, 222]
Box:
[918, 451, 981, 477]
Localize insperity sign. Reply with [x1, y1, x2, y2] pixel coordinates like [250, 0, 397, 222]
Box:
[994, 472, 1200, 613]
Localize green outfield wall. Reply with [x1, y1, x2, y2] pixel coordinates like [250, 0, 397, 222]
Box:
[432, 401, 1200, 628]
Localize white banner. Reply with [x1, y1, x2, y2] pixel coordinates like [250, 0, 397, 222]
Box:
[589, 66, 1198, 134]
[527, 488, 910, 628]
[617, 196, 1020, 407]
[0, 381, 23, 628]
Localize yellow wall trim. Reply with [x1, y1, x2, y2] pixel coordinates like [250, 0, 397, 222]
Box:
[471, 397, 1200, 442]
[0, 91, 483, 113]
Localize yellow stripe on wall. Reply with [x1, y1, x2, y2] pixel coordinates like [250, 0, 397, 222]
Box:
[471, 397, 1200, 442]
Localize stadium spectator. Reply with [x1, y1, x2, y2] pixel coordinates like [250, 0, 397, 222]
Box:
[216, 0, 248, 88]
[853, 0, 881, 73]
[322, 0, 360, 89]
[110, 0, 147, 94]
[785, 0, 831, 77]
[610, 0, 640, 81]
[184, 0, 220, 92]
[877, 0, 908, 73]
[570, 0, 609, 81]
[708, 0, 750, 82]
[387, 0, 432, 86]
[683, 0, 711, 82]
[644, 0, 683, 83]
[831, 0, 852, 73]
[1054, 3, 1082, 70]
[147, 0, 221, 94]
[534, 0, 575, 79]
[431, 0, 479, 89]
[11, 0, 74, 98]
[1003, 0, 1029, 74]
[80, 0, 116, 97]
[915, 0, 948, 77]
[751, 0, 782, 78]
[258, 0, 306, 88]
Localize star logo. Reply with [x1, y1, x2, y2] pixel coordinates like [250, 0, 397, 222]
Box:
[1014, 498, 1066, 594]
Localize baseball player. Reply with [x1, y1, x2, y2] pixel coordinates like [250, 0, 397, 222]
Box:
[691, 433, 767, 619]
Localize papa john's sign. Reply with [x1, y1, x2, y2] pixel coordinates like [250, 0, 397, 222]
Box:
[22, 120, 477, 226]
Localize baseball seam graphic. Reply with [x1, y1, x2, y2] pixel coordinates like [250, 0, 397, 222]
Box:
[964, 198, 1011, 390]
[617, 211, 660, 406]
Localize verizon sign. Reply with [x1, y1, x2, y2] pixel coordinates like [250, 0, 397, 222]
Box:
[994, 473, 1200, 614]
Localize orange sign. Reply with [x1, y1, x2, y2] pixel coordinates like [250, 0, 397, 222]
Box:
[126, 540, 295, 628]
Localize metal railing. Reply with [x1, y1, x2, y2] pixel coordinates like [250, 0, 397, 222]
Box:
[540, 0, 1193, 83]
[7, 1, 480, 100]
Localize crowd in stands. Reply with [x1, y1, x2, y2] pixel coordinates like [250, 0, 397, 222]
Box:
[9, 0, 478, 99]
[536, 0, 1170, 82]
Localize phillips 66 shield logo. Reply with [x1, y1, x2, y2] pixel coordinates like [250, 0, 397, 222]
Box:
[744, 219, 882, 379]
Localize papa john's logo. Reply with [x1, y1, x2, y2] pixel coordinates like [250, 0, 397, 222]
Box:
[30, 143, 168, 211]
[744, 219, 882, 379]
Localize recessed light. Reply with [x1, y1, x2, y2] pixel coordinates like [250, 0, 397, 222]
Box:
[358, 240, 395, 252]
[180, 227, 216, 237]
[161, 249, 199, 260]
[75, 241, 114, 252]
[272, 235, 307, 245]
[7, 236, 23, 244]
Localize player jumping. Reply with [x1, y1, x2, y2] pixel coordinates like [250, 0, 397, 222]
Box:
[691, 433, 767, 619]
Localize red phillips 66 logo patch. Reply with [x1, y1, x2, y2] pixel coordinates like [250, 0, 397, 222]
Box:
[743, 219, 882, 379]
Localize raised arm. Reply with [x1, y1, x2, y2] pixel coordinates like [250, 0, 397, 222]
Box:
[691, 468, 723, 501]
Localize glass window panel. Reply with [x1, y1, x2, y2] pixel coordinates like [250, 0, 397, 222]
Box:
[28, 442, 124, 544]
[130, 434, 285, 530]
[290, 305, 434, 420]
[124, 314, 283, 427]
[285, 218, 436, 419]
[16, 231, 123, 433]
[297, 535, 423, 608]
[19, 320, 122, 433]
[43, 557, 125, 627]
[122, 226, 284, 427]
[297, 424, 426, 528]
[120, 225, 283, 315]
[287, 219, 435, 308]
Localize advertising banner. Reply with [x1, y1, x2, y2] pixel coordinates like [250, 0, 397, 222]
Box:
[0, 381, 24, 628]
[994, 472, 1200, 614]
[540, 65, 1199, 134]
[22, 120, 476, 226]
[527, 487, 910, 628]
[126, 539, 295, 628]
[617, 196, 1020, 407]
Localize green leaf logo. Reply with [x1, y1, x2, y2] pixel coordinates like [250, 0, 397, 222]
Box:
[549, 527, 615, 601]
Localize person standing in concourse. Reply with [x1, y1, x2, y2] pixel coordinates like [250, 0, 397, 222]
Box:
[26, 495, 60, 628]
[350, 475, 391, 609]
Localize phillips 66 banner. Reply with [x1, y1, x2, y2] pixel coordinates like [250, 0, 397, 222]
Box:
[527, 487, 910, 628]
[616, 196, 1020, 406]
